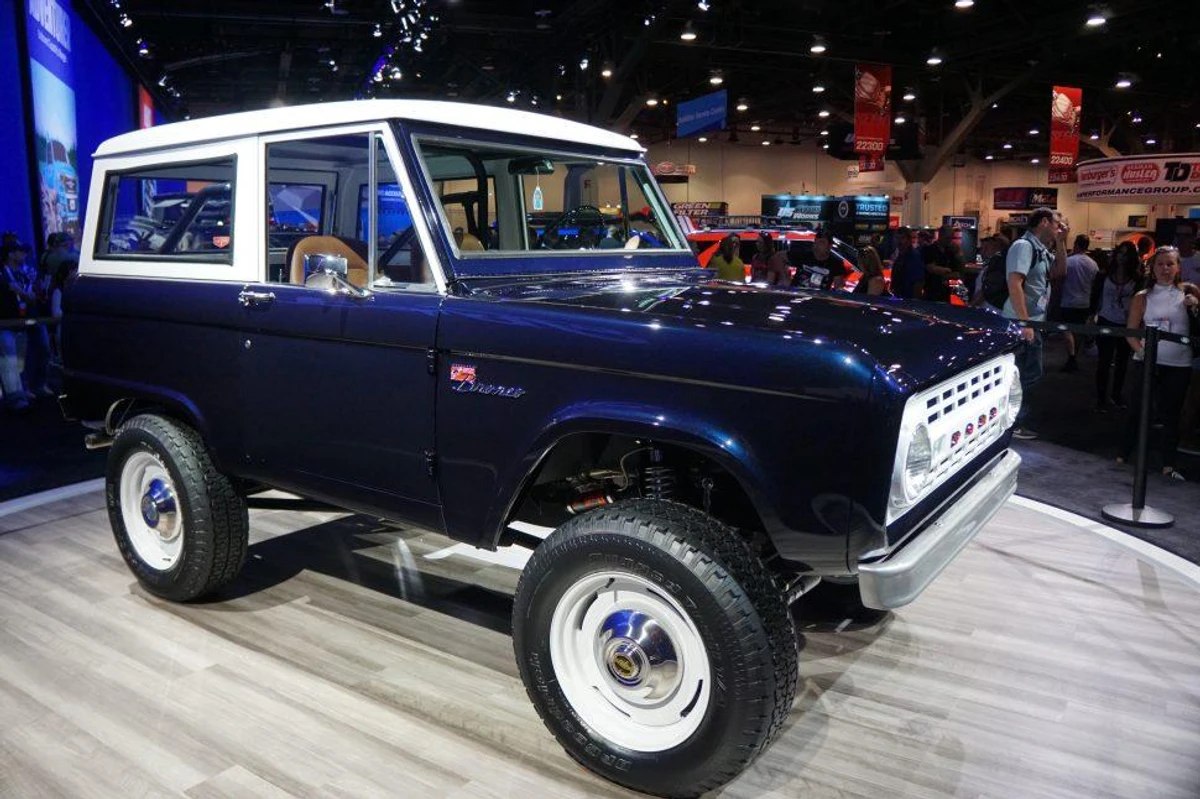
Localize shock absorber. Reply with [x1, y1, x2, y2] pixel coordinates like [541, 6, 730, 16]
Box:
[642, 449, 675, 501]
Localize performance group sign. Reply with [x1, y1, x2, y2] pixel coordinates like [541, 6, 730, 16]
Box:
[25, 0, 81, 239]
[1076, 155, 1200, 203]
[1049, 85, 1082, 184]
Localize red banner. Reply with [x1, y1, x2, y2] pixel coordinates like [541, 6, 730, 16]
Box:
[1049, 85, 1082, 184]
[854, 64, 892, 155]
[138, 86, 155, 129]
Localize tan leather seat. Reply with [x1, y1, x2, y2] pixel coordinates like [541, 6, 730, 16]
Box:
[459, 232, 484, 252]
[289, 235, 369, 286]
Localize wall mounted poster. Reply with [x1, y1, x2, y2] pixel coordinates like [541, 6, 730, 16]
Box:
[25, 0, 80, 239]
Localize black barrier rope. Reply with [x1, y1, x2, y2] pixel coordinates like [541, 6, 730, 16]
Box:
[1010, 316, 1191, 529]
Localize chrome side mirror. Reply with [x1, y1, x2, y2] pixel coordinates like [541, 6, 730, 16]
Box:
[305, 268, 371, 299]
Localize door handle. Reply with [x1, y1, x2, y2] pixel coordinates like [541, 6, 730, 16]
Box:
[238, 289, 276, 308]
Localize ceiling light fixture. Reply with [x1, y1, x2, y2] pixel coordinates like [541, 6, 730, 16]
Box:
[698, 136, 708, 142]
[894, 115, 906, 124]
[762, 140, 771, 146]
[1131, 114, 1143, 124]
[1029, 128, 1040, 135]
[1115, 73, 1133, 89]
[136, 38, 149, 56]
[630, 133, 639, 139]
[817, 109, 830, 118]
[119, 13, 132, 27]
[902, 90, 916, 101]
[926, 49, 944, 66]
[1086, 7, 1108, 26]
[1003, 142, 1013, 149]
[680, 22, 697, 41]
[985, 154, 994, 160]
[709, 71, 724, 86]
[750, 124, 761, 131]
[812, 84, 825, 93]
[646, 97, 659, 106]
[955, 0, 974, 8]
[601, 63, 613, 78]
[1145, 138, 1157, 145]
[810, 36, 827, 54]
[736, 100, 749, 111]
[373, 23, 382, 37]
[820, 129, 829, 136]
[697, 0, 710, 10]
[1089, 132, 1099, 140]
[579, 56, 589, 70]
[1031, 158, 1040, 164]
[822, 143, 829, 150]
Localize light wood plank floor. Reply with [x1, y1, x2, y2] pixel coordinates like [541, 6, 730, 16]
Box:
[0, 492, 1198, 798]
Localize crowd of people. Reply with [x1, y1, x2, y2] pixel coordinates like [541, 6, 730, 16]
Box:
[1, 230, 77, 412]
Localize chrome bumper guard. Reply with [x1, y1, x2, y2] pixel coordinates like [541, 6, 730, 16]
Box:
[858, 450, 1021, 611]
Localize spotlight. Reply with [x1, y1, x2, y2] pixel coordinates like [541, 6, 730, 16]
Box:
[119, 13, 132, 27]
[680, 22, 697, 41]
[506, 90, 517, 103]
[736, 100, 749, 112]
[601, 62, 614, 78]
[894, 115, 906, 124]
[697, 0, 711, 9]
[750, 124, 761, 131]
[373, 23, 382, 37]
[646, 97, 659, 106]
[1131, 114, 1142, 124]
[955, 0, 974, 7]
[812, 84, 825, 93]
[1002, 142, 1013, 149]
[985, 154, 994, 160]
[579, 56, 589, 70]
[902, 90, 916, 101]
[709, 72, 723, 86]
[820, 129, 829, 136]
[1086, 7, 1108, 26]
[818, 109, 830, 118]
[698, 136, 708, 142]
[926, 49, 944, 66]
[630, 133, 639, 139]
[136, 38, 149, 56]
[762, 140, 770, 146]
[1115, 74, 1133, 88]
[810, 36, 827, 54]
[1145, 138, 1157, 145]
[1031, 158, 1040, 164]
[1029, 128, 1040, 135]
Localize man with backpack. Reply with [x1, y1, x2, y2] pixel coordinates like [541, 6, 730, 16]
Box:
[1003, 207, 1069, 439]
[974, 234, 1011, 309]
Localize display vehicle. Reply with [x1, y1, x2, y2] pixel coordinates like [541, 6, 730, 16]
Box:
[61, 100, 1023, 798]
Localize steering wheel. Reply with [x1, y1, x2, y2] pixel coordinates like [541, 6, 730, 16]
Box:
[547, 205, 605, 247]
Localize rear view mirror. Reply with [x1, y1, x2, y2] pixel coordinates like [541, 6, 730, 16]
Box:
[508, 157, 555, 176]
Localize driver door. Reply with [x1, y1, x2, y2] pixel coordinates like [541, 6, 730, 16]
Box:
[238, 127, 444, 529]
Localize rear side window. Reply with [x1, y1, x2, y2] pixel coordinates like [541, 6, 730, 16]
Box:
[95, 157, 236, 263]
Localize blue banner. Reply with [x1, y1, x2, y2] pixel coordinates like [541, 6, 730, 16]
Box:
[26, 0, 80, 239]
[677, 90, 727, 138]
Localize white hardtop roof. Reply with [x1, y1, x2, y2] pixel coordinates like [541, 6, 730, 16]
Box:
[95, 99, 644, 157]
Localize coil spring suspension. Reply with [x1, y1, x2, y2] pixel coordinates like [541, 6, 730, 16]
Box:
[642, 449, 675, 501]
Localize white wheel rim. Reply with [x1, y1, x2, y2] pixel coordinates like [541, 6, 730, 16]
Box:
[119, 450, 184, 570]
[549, 570, 712, 752]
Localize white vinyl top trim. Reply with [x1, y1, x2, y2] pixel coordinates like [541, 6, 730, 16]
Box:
[95, 99, 643, 157]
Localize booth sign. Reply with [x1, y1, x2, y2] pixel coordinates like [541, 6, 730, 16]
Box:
[1076, 154, 1200, 203]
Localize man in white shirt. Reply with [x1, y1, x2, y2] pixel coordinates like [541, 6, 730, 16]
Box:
[1060, 234, 1099, 373]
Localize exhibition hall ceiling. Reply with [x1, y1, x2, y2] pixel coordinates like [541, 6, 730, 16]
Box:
[83, 0, 1199, 161]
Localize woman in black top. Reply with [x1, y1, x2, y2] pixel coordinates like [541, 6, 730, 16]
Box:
[853, 246, 889, 296]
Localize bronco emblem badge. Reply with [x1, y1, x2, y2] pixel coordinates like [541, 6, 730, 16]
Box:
[449, 363, 525, 398]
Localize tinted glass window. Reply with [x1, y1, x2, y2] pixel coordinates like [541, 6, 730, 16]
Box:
[96, 158, 236, 263]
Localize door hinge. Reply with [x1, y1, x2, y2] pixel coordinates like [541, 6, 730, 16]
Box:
[426, 347, 437, 375]
[423, 450, 436, 478]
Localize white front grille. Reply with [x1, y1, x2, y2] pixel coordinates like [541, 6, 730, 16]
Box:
[888, 354, 1016, 525]
[923, 359, 1010, 479]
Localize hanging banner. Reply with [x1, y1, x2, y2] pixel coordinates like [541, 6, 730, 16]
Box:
[854, 64, 892, 155]
[677, 89, 727, 139]
[1049, 85, 1082, 184]
[138, 85, 156, 129]
[1076, 154, 1200, 203]
[24, 0, 80, 239]
[993, 186, 1058, 210]
[858, 154, 884, 172]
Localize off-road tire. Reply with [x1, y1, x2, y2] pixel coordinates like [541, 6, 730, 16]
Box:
[512, 499, 799, 798]
[106, 414, 248, 601]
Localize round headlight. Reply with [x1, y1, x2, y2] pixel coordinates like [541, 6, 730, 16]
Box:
[1007, 374, 1023, 427]
[904, 424, 933, 499]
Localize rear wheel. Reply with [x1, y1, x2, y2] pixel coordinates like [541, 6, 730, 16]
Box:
[106, 414, 248, 601]
[512, 500, 798, 798]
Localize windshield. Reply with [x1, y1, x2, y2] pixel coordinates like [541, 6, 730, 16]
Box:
[411, 136, 688, 267]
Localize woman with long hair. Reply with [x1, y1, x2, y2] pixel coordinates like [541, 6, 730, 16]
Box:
[749, 232, 788, 286]
[1091, 241, 1141, 410]
[853, 245, 889, 296]
[1117, 246, 1200, 480]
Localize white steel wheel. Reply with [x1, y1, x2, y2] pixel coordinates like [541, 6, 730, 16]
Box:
[118, 450, 184, 570]
[549, 570, 712, 752]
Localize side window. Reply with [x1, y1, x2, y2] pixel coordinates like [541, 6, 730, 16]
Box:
[264, 131, 428, 288]
[96, 158, 235, 262]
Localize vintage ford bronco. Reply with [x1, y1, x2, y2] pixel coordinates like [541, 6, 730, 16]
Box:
[62, 100, 1022, 797]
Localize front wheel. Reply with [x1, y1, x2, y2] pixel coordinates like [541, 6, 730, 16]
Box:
[512, 500, 798, 798]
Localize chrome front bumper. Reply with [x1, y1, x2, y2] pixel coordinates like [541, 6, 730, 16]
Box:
[858, 449, 1021, 611]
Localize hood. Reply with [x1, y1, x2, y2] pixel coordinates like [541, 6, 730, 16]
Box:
[461, 271, 1021, 390]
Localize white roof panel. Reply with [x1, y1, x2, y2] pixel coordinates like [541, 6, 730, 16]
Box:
[95, 99, 644, 157]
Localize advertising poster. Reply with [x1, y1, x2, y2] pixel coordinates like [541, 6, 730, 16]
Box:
[993, 187, 1058, 210]
[1076, 155, 1200, 203]
[853, 64, 892, 155]
[25, 0, 80, 239]
[676, 90, 727, 139]
[1049, 85, 1082, 184]
[139, 85, 156, 129]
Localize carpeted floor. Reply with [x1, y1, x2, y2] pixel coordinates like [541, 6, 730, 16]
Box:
[4, 333, 1198, 563]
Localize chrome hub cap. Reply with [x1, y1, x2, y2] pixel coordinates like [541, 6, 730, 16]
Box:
[549, 571, 711, 752]
[119, 451, 184, 570]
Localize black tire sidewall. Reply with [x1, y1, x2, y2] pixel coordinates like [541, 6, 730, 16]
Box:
[106, 420, 212, 600]
[515, 530, 767, 796]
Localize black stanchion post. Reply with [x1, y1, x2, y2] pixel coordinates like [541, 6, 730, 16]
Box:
[1103, 324, 1174, 528]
